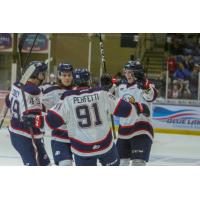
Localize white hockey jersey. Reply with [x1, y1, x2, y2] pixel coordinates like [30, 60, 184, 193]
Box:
[115, 82, 157, 140]
[44, 87, 138, 157]
[7, 81, 43, 139]
[42, 85, 74, 143]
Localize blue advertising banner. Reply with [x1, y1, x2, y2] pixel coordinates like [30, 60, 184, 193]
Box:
[152, 104, 200, 135]
[18, 34, 48, 53]
[0, 33, 13, 52]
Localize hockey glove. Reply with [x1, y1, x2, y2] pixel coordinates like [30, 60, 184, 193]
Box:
[132, 68, 150, 90]
[134, 102, 150, 117]
[22, 114, 44, 129]
[100, 73, 113, 91]
[137, 78, 151, 90]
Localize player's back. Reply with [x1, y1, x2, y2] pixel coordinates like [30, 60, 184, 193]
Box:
[61, 87, 114, 156]
[8, 81, 43, 138]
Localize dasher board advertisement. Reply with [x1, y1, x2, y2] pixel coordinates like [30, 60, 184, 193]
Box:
[152, 104, 200, 134]
[0, 34, 13, 52]
[18, 34, 48, 53]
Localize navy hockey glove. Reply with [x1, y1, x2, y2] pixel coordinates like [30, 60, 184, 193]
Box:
[100, 73, 113, 91]
[22, 114, 44, 129]
[134, 102, 150, 117]
[132, 68, 150, 90]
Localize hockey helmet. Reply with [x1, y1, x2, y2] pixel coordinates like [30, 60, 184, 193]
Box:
[57, 62, 73, 74]
[28, 61, 47, 78]
[73, 68, 90, 86]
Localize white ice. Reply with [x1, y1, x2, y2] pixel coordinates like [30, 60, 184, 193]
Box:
[0, 128, 200, 166]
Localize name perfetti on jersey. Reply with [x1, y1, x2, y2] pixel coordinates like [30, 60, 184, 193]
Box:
[73, 93, 99, 104]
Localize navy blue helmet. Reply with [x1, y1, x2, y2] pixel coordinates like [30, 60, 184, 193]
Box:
[57, 63, 73, 74]
[123, 60, 145, 81]
[73, 68, 90, 86]
[28, 61, 47, 78]
[124, 60, 143, 71]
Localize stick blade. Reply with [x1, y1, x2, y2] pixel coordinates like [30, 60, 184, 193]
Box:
[20, 64, 36, 85]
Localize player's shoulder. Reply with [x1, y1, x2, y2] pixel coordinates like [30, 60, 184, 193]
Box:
[12, 81, 41, 95]
[80, 86, 104, 95]
[61, 86, 104, 100]
[42, 85, 60, 94]
[61, 90, 78, 100]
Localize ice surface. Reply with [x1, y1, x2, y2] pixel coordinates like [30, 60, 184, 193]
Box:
[0, 128, 200, 166]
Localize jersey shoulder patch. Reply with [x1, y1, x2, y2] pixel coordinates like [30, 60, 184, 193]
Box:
[42, 85, 60, 94]
[13, 81, 41, 95]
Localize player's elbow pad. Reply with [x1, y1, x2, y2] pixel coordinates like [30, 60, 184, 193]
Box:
[46, 110, 64, 129]
[134, 102, 150, 117]
[114, 99, 132, 117]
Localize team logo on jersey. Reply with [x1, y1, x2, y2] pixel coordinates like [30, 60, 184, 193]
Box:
[122, 94, 135, 104]
[92, 144, 101, 150]
[129, 96, 135, 104]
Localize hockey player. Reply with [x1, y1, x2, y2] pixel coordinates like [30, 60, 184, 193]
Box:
[115, 61, 157, 166]
[42, 63, 74, 166]
[5, 61, 50, 166]
[22, 68, 150, 166]
[40, 73, 57, 92]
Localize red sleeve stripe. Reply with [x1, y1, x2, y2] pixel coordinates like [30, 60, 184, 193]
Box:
[113, 99, 122, 115]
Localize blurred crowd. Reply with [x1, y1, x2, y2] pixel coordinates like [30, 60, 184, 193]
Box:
[165, 33, 200, 56]
[163, 34, 200, 100]
[167, 55, 199, 100]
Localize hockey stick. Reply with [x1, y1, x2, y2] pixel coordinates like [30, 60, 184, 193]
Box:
[18, 33, 39, 74]
[98, 33, 107, 74]
[0, 103, 9, 129]
[98, 33, 116, 139]
[18, 33, 40, 165]
[23, 34, 39, 68]
[18, 34, 28, 76]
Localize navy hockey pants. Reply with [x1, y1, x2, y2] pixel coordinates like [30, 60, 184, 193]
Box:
[10, 131, 50, 166]
[51, 140, 73, 165]
[116, 134, 152, 162]
[74, 143, 120, 166]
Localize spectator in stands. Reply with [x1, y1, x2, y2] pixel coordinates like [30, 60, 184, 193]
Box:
[173, 62, 191, 80]
[173, 62, 191, 97]
[181, 81, 191, 99]
[183, 34, 196, 55]
[170, 34, 184, 55]
[189, 64, 199, 99]
[184, 55, 194, 71]
[167, 57, 177, 79]
[168, 80, 183, 99]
